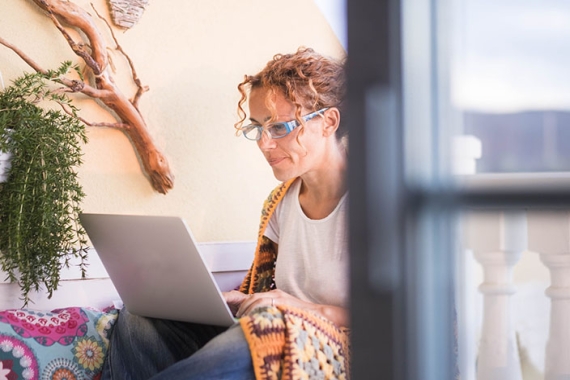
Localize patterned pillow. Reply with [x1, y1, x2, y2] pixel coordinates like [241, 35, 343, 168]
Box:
[0, 306, 118, 380]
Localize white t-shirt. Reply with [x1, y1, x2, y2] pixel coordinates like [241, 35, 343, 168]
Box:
[264, 178, 349, 308]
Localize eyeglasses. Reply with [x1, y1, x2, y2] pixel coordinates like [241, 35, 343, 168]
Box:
[239, 108, 329, 141]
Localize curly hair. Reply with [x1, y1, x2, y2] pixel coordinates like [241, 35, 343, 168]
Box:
[235, 47, 347, 139]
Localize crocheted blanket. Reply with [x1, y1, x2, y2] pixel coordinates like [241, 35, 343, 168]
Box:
[239, 180, 350, 379]
[241, 306, 350, 380]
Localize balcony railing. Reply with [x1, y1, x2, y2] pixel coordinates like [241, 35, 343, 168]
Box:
[459, 172, 570, 380]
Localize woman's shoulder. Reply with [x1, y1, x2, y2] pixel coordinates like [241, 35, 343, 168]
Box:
[259, 178, 298, 223]
[265, 178, 297, 205]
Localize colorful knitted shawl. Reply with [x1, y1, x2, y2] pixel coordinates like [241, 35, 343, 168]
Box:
[239, 179, 351, 380]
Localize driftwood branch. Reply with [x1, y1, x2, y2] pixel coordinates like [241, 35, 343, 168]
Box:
[57, 102, 129, 129]
[0, 0, 174, 194]
[0, 36, 48, 75]
[92, 4, 149, 107]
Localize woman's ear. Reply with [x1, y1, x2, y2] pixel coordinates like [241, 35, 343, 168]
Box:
[322, 108, 341, 137]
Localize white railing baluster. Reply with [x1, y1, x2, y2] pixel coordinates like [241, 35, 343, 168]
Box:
[463, 210, 526, 380]
[527, 211, 570, 380]
[540, 254, 570, 379]
[474, 250, 523, 380]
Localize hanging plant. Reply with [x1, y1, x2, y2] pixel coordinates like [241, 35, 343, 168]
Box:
[0, 61, 89, 306]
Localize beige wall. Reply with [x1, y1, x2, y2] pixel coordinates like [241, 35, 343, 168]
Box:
[0, 0, 344, 242]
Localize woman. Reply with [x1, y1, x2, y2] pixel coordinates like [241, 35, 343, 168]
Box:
[102, 47, 350, 380]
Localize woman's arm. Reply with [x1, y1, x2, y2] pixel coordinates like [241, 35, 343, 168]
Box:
[318, 303, 349, 328]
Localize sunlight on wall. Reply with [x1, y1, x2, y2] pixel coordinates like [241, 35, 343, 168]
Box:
[0, 0, 345, 242]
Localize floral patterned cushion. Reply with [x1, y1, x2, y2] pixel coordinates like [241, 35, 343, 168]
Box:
[0, 306, 118, 380]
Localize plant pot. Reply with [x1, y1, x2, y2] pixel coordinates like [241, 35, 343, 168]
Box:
[0, 150, 11, 183]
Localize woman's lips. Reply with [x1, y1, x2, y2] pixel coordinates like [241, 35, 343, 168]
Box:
[267, 157, 285, 166]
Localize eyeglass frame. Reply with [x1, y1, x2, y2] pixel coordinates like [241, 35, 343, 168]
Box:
[239, 108, 329, 141]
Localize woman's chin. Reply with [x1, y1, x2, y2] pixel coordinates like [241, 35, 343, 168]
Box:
[271, 168, 296, 182]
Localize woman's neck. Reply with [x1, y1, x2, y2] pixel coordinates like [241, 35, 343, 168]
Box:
[298, 144, 347, 219]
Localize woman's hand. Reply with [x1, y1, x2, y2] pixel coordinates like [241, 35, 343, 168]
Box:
[234, 289, 349, 328]
[234, 289, 292, 318]
[222, 290, 249, 316]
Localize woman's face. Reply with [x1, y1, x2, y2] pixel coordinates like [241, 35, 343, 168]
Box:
[248, 87, 327, 182]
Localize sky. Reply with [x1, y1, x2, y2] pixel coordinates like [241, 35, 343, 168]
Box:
[451, 0, 570, 112]
[314, 0, 570, 113]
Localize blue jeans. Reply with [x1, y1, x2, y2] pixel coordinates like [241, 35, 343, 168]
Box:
[101, 308, 254, 380]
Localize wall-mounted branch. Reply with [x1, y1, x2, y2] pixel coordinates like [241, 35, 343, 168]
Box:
[0, 0, 174, 194]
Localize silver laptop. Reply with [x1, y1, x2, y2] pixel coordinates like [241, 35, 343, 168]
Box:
[79, 213, 237, 326]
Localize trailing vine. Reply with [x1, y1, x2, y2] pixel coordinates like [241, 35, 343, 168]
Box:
[0, 61, 88, 306]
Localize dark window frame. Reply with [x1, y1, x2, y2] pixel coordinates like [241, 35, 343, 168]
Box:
[347, 0, 570, 379]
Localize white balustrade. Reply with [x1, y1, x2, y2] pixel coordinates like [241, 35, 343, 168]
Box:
[528, 211, 570, 380]
[462, 206, 570, 379]
[463, 210, 526, 380]
[457, 169, 570, 379]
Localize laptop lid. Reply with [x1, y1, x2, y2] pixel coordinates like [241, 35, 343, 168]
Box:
[79, 213, 236, 327]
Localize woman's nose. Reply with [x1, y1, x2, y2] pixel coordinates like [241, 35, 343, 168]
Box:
[257, 130, 276, 150]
